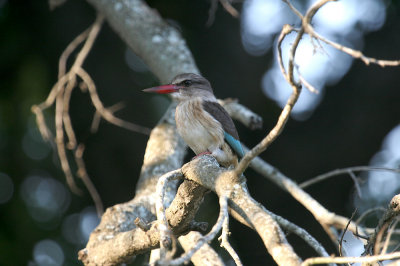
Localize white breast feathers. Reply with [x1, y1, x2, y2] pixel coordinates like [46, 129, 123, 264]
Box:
[175, 99, 224, 155]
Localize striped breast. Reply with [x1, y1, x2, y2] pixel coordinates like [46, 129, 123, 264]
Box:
[175, 99, 224, 155]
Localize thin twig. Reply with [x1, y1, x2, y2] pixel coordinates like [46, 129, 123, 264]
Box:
[243, 144, 368, 239]
[303, 0, 336, 25]
[219, 206, 243, 266]
[296, 66, 319, 94]
[302, 251, 400, 266]
[206, 0, 218, 27]
[32, 14, 105, 195]
[306, 24, 400, 67]
[235, 0, 336, 175]
[77, 67, 151, 135]
[357, 208, 387, 225]
[277, 24, 296, 79]
[235, 42, 302, 175]
[155, 169, 183, 260]
[381, 218, 400, 255]
[364, 195, 400, 256]
[70, 15, 104, 72]
[300, 166, 400, 189]
[375, 222, 391, 255]
[390, 241, 400, 254]
[347, 170, 362, 198]
[339, 208, 357, 257]
[160, 196, 229, 266]
[265, 208, 331, 260]
[75, 144, 104, 216]
[284, 0, 400, 67]
[55, 80, 82, 194]
[62, 77, 78, 149]
[134, 217, 151, 232]
[282, 0, 303, 20]
[31, 105, 55, 146]
[90, 102, 126, 133]
[219, 0, 239, 18]
[58, 27, 91, 79]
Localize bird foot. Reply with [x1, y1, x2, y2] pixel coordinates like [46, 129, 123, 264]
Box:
[192, 151, 212, 160]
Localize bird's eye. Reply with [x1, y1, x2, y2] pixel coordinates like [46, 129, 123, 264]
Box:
[183, 80, 192, 87]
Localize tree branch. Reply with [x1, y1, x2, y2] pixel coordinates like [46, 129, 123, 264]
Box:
[302, 251, 400, 266]
[244, 145, 368, 241]
[86, 0, 199, 83]
[364, 194, 400, 255]
[183, 156, 302, 266]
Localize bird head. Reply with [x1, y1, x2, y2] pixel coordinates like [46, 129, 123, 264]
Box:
[143, 73, 215, 101]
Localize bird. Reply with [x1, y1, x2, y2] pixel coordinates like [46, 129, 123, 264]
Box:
[143, 73, 244, 167]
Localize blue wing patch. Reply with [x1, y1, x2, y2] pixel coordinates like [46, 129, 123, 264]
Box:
[224, 132, 244, 158]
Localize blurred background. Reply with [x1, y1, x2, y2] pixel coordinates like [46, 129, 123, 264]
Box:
[1, 0, 399, 265]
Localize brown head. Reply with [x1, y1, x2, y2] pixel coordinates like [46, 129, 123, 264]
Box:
[143, 73, 215, 101]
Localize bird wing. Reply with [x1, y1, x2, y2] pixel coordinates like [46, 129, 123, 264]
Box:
[203, 101, 244, 158]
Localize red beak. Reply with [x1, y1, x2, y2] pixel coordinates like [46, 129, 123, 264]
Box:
[142, 84, 182, 94]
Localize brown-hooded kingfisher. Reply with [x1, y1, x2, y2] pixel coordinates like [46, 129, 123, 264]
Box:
[143, 73, 244, 167]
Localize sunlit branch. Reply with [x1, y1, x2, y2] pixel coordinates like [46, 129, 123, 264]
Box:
[219, 204, 243, 266]
[235, 25, 303, 175]
[160, 196, 229, 266]
[265, 209, 331, 260]
[155, 169, 183, 260]
[301, 251, 400, 266]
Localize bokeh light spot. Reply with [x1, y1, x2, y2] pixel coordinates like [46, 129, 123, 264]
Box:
[0, 172, 13, 204]
[61, 207, 99, 245]
[80, 206, 100, 241]
[242, 0, 387, 119]
[366, 125, 400, 201]
[354, 125, 400, 210]
[22, 118, 51, 160]
[33, 239, 64, 266]
[20, 174, 71, 223]
[22, 132, 51, 160]
[62, 213, 82, 245]
[241, 0, 294, 55]
[382, 125, 400, 158]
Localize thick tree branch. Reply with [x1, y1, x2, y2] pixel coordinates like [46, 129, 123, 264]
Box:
[79, 105, 187, 265]
[183, 156, 302, 266]
[42, 0, 400, 264]
[86, 0, 199, 83]
[75, 2, 227, 264]
[219, 98, 263, 130]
